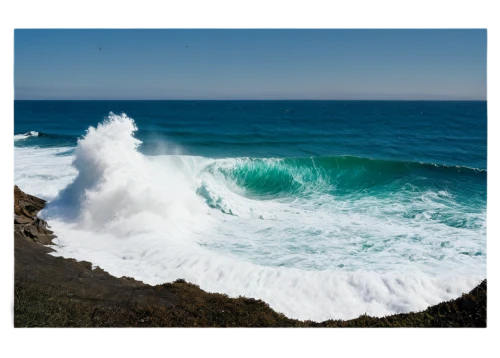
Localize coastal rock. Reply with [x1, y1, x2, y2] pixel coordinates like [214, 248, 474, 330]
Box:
[14, 215, 33, 225]
[14, 185, 46, 216]
[23, 225, 39, 238]
[14, 185, 55, 245]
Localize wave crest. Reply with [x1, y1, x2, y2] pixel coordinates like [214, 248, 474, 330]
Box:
[195, 155, 486, 205]
[14, 131, 39, 141]
[45, 113, 209, 236]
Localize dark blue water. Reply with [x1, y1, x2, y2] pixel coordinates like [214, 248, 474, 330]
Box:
[14, 100, 487, 169]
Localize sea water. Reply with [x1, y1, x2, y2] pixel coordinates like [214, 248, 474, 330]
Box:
[14, 100, 487, 321]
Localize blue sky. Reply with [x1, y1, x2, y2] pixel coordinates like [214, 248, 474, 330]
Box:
[14, 29, 486, 100]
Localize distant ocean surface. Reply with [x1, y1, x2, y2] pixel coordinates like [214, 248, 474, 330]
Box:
[14, 100, 487, 321]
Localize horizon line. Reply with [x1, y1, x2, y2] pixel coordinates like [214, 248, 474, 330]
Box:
[14, 99, 487, 102]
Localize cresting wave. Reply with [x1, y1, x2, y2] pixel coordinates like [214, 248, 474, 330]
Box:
[14, 131, 39, 141]
[18, 113, 485, 321]
[198, 155, 485, 201]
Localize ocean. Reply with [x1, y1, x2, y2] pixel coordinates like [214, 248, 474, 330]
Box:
[14, 100, 487, 321]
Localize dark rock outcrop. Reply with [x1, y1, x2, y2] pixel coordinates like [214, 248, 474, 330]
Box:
[14, 185, 55, 245]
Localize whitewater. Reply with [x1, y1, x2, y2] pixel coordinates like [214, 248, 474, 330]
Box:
[14, 112, 486, 321]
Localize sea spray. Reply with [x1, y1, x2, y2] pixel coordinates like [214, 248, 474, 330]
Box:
[45, 113, 210, 237]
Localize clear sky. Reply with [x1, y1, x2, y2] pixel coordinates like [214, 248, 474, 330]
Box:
[14, 29, 486, 100]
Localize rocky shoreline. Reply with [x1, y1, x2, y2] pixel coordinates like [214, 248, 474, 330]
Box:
[14, 186, 486, 327]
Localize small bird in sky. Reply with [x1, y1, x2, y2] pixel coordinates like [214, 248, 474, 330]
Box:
[99, 47, 101, 51]
[186, 45, 188, 48]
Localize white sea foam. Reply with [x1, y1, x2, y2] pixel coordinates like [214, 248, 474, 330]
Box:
[14, 146, 77, 200]
[15, 113, 486, 321]
[48, 219, 483, 321]
[46, 114, 211, 240]
[14, 131, 39, 141]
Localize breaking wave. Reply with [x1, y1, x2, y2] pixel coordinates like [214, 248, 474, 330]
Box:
[16, 112, 485, 321]
[14, 130, 39, 140]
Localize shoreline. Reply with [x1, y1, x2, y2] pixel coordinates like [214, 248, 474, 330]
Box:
[14, 186, 487, 327]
